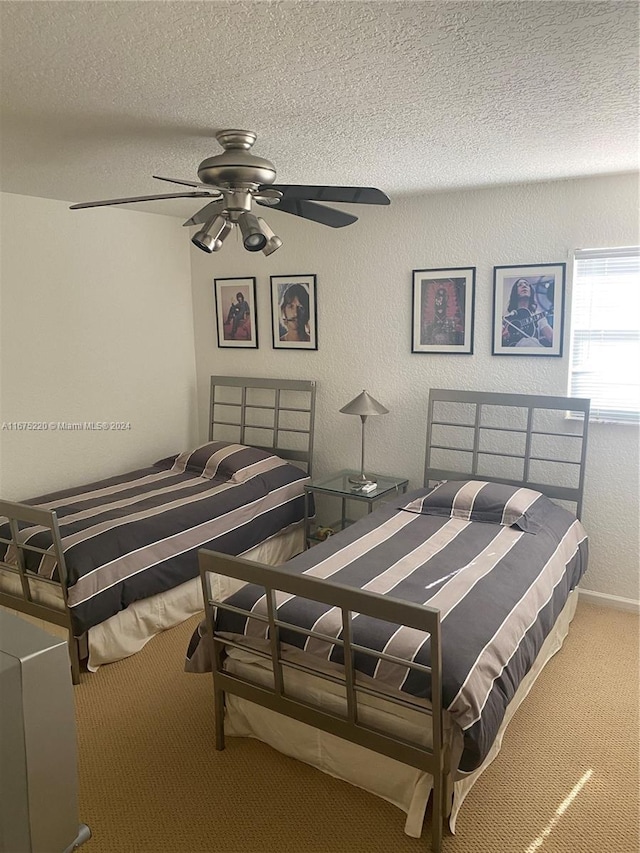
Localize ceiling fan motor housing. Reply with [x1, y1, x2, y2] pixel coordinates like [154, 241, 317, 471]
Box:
[197, 129, 277, 188]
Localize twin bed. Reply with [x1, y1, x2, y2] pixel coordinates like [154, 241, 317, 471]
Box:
[0, 376, 316, 681]
[1, 380, 591, 850]
[186, 388, 590, 851]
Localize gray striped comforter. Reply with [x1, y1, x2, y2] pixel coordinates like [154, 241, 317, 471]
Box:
[0, 443, 310, 636]
[200, 485, 587, 773]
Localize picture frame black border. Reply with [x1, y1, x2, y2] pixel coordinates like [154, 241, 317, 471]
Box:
[270, 274, 319, 351]
[492, 262, 566, 357]
[411, 266, 476, 354]
[214, 276, 259, 349]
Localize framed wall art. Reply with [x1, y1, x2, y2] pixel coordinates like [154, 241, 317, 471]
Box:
[411, 267, 476, 354]
[270, 274, 318, 350]
[214, 277, 258, 348]
[492, 263, 565, 357]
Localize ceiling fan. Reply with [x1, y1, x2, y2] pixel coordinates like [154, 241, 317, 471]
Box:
[70, 129, 391, 256]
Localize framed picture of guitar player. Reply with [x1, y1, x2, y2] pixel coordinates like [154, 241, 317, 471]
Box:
[492, 263, 565, 357]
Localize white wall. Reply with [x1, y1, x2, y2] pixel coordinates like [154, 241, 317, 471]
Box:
[2, 178, 635, 600]
[190, 173, 640, 601]
[0, 193, 197, 498]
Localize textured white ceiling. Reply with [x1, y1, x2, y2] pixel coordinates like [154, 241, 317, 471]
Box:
[1, 1, 638, 218]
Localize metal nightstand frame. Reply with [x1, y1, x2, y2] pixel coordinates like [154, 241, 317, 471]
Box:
[303, 470, 409, 547]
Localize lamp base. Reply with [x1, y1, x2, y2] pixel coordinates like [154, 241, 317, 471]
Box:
[348, 473, 377, 489]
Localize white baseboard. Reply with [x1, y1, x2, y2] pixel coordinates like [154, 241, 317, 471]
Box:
[578, 587, 640, 614]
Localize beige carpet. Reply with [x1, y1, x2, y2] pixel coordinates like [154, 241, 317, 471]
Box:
[71, 601, 639, 853]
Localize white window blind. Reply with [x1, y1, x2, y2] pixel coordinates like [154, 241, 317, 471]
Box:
[569, 246, 640, 424]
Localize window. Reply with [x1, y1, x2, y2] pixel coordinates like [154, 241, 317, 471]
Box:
[569, 246, 640, 424]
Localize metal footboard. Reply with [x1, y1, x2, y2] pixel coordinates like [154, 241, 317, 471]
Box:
[199, 549, 447, 852]
[0, 499, 81, 684]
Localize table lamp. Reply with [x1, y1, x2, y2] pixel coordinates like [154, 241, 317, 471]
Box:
[340, 390, 389, 488]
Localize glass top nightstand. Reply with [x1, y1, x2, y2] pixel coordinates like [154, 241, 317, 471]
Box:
[304, 470, 409, 547]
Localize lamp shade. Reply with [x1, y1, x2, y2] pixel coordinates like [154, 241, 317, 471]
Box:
[339, 390, 389, 417]
[340, 391, 389, 488]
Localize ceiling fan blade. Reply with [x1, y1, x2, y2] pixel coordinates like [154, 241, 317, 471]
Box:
[259, 197, 357, 228]
[153, 175, 223, 193]
[182, 200, 226, 227]
[259, 185, 390, 205]
[70, 191, 218, 210]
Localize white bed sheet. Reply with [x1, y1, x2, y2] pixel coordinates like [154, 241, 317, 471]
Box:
[220, 588, 579, 838]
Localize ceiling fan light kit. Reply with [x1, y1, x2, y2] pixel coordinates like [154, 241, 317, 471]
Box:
[70, 129, 391, 257]
[237, 211, 269, 252]
[191, 214, 232, 253]
[257, 218, 283, 256]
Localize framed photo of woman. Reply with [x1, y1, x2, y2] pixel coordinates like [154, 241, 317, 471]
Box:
[270, 274, 318, 350]
[411, 267, 475, 353]
[214, 277, 258, 348]
[492, 263, 565, 357]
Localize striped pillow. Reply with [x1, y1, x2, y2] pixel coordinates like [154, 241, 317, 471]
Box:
[403, 480, 545, 533]
[157, 441, 280, 481]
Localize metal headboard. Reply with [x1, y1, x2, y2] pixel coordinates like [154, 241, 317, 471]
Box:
[209, 376, 316, 476]
[424, 389, 590, 519]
